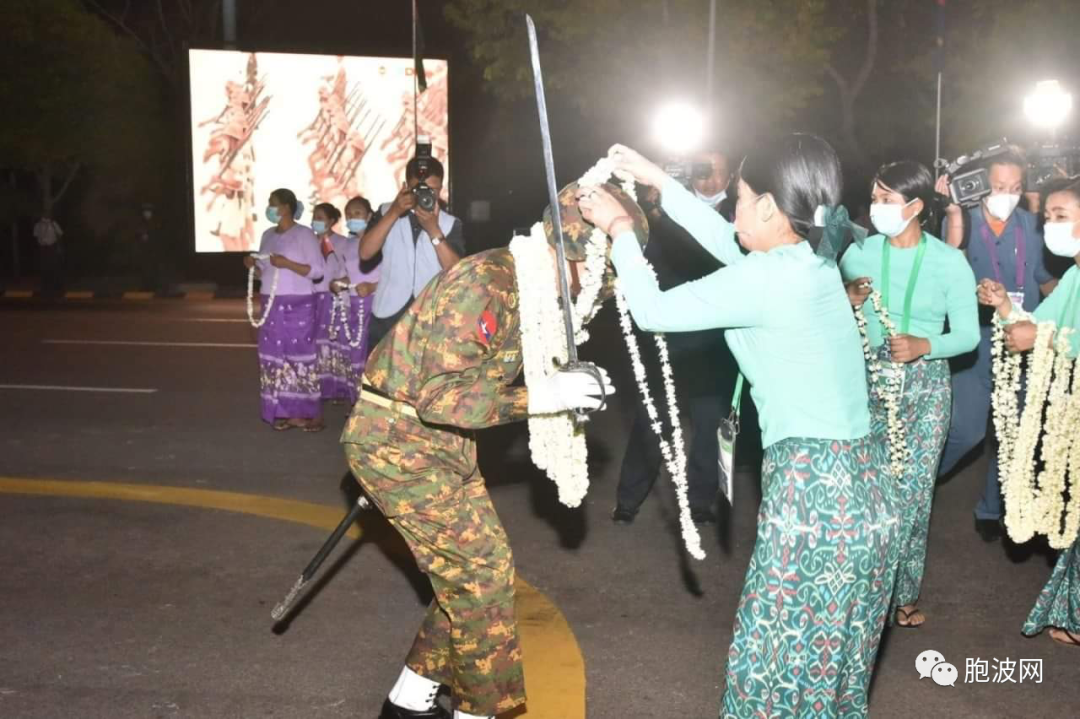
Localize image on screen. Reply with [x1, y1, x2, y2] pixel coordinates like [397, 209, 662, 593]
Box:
[188, 49, 449, 253]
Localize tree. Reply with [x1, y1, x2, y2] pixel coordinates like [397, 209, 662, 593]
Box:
[824, 0, 878, 164]
[444, 0, 838, 147]
[0, 0, 164, 219]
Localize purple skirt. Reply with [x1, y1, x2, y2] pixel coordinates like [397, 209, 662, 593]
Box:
[316, 292, 373, 404]
[257, 294, 321, 423]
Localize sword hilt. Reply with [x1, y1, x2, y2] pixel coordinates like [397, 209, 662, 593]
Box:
[565, 360, 607, 426]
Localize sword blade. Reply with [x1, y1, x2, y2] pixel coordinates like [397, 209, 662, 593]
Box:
[526, 14, 578, 366]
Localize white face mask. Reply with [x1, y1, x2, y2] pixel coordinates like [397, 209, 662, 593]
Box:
[870, 200, 917, 238]
[694, 188, 727, 207]
[1044, 221, 1080, 257]
[985, 193, 1021, 221]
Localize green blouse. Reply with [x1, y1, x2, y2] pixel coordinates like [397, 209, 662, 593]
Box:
[1033, 264, 1080, 357]
[610, 177, 870, 448]
[839, 233, 979, 359]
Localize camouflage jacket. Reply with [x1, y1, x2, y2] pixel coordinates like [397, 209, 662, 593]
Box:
[351, 248, 527, 431]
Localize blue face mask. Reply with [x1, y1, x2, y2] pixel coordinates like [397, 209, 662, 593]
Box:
[346, 218, 369, 234]
[312, 220, 328, 235]
[266, 206, 281, 224]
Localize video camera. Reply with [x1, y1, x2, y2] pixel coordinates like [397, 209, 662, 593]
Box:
[664, 160, 714, 189]
[1028, 142, 1080, 189]
[934, 138, 1012, 207]
[412, 136, 438, 212]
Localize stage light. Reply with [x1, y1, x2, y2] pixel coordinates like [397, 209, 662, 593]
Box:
[653, 101, 705, 156]
[1024, 80, 1073, 131]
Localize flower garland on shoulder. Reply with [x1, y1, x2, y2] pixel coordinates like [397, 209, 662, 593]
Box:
[247, 253, 278, 328]
[509, 156, 702, 559]
[509, 221, 591, 508]
[853, 288, 909, 478]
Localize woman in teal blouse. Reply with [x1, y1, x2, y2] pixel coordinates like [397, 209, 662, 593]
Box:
[980, 176, 1080, 647]
[579, 136, 900, 718]
[840, 161, 978, 630]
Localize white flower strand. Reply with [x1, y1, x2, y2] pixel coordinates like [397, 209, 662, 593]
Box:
[328, 285, 364, 349]
[853, 290, 909, 478]
[616, 279, 704, 559]
[1036, 328, 1076, 548]
[1001, 321, 1057, 544]
[990, 321, 1023, 487]
[510, 222, 591, 507]
[247, 253, 278, 328]
[579, 156, 700, 557]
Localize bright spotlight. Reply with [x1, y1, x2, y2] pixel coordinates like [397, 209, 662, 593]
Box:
[1024, 80, 1073, 131]
[653, 101, 705, 156]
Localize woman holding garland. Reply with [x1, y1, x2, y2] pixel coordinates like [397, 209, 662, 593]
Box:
[312, 201, 347, 407]
[330, 196, 380, 405]
[244, 188, 326, 431]
[579, 136, 900, 718]
[839, 161, 979, 628]
[980, 176, 1080, 646]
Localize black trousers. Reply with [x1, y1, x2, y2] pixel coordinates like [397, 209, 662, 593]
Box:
[615, 330, 735, 513]
[366, 301, 413, 358]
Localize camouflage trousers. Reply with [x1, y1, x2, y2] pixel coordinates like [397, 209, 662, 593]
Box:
[342, 403, 526, 716]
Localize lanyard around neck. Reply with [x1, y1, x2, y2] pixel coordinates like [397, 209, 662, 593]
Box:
[881, 233, 927, 335]
[979, 222, 1026, 290]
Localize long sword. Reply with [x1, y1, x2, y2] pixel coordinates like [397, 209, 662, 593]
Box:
[526, 14, 603, 423]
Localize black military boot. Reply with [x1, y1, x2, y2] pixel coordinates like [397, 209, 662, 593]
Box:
[379, 698, 450, 719]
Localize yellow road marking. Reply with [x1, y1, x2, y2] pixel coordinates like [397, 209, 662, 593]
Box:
[3, 290, 34, 298]
[0, 477, 585, 718]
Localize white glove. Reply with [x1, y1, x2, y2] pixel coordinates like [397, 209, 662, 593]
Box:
[527, 365, 616, 415]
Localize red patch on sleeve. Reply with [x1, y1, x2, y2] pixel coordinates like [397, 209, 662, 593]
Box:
[477, 310, 497, 345]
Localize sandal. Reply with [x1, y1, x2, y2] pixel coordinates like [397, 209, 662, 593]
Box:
[302, 419, 326, 433]
[1049, 628, 1080, 647]
[272, 420, 295, 432]
[896, 606, 925, 628]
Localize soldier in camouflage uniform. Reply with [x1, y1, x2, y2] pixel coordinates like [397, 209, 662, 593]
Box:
[341, 183, 647, 719]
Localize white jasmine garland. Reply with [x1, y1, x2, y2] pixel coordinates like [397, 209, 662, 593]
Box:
[854, 290, 909, 478]
[615, 278, 704, 559]
[1001, 321, 1057, 543]
[510, 222, 590, 508]
[328, 284, 364, 349]
[990, 321, 1023, 488]
[1036, 329, 1076, 548]
[247, 253, 278, 328]
[507, 156, 699, 558]
[993, 314, 1080, 549]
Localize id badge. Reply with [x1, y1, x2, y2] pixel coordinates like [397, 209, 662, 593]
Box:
[1008, 291, 1025, 309]
[717, 417, 738, 507]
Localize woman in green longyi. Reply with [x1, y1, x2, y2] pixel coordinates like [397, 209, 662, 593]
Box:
[980, 176, 1080, 649]
[840, 161, 979, 630]
[578, 136, 900, 719]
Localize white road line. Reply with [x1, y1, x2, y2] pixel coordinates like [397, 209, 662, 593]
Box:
[43, 340, 256, 348]
[0, 384, 158, 394]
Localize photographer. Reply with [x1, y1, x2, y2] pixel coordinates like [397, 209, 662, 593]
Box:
[360, 154, 464, 351]
[935, 148, 1058, 542]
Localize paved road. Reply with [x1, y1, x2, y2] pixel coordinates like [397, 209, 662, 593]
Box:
[1, 299, 1077, 718]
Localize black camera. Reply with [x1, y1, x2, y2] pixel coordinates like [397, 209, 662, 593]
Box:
[664, 160, 714, 189]
[934, 138, 1011, 207]
[1028, 143, 1080, 189]
[412, 137, 438, 212]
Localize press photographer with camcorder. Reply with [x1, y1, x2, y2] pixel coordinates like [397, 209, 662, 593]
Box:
[360, 140, 464, 351]
[934, 144, 1059, 542]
